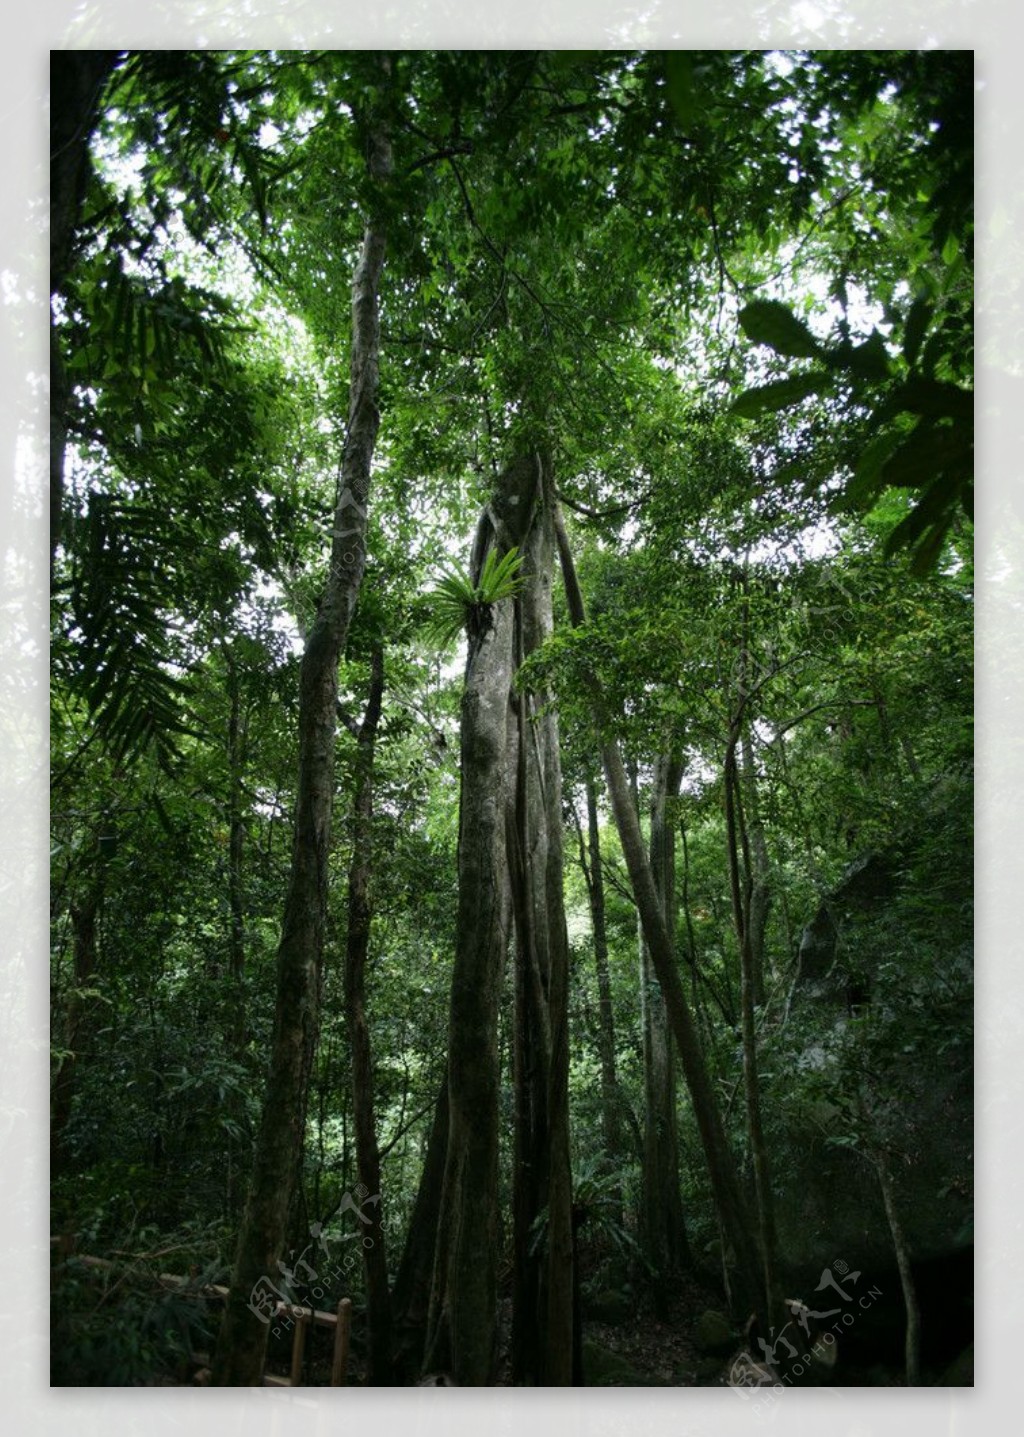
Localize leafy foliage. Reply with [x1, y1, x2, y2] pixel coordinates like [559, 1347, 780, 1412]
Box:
[732, 297, 972, 573]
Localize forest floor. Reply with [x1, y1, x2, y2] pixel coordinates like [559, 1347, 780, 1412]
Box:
[570, 1265, 737, 1387]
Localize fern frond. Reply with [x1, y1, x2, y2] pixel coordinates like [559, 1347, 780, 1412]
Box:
[477, 545, 525, 602]
[421, 545, 525, 650]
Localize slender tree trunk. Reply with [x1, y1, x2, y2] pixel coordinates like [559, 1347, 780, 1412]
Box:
[577, 780, 622, 1190]
[740, 730, 770, 1008]
[873, 1146, 921, 1386]
[509, 773, 545, 1383]
[222, 643, 249, 1062]
[211, 101, 390, 1387]
[639, 754, 690, 1315]
[679, 820, 736, 1035]
[725, 726, 778, 1327]
[553, 508, 766, 1325]
[343, 646, 392, 1384]
[225, 648, 247, 986]
[726, 586, 778, 1324]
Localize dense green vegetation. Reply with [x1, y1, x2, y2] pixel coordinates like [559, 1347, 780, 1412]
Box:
[50, 49, 972, 1388]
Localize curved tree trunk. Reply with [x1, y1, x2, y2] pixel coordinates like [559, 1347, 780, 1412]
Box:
[211, 101, 391, 1387]
[873, 1146, 921, 1386]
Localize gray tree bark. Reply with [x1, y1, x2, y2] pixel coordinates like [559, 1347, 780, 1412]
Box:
[428, 452, 575, 1385]
[873, 1146, 921, 1386]
[726, 589, 778, 1322]
[424, 552, 515, 1385]
[725, 721, 778, 1327]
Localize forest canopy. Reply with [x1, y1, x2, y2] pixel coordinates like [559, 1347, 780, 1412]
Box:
[49, 48, 973, 1390]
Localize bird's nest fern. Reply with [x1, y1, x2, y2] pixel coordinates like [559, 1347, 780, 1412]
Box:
[423, 545, 525, 648]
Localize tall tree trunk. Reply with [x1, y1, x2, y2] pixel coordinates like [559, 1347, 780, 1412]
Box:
[740, 730, 770, 1008]
[343, 646, 392, 1384]
[726, 586, 778, 1323]
[679, 819, 732, 1037]
[725, 724, 778, 1327]
[50, 50, 120, 574]
[222, 642, 249, 1062]
[507, 453, 574, 1385]
[639, 754, 690, 1316]
[553, 508, 766, 1326]
[509, 774, 546, 1383]
[872, 1146, 921, 1386]
[428, 452, 575, 1385]
[425, 565, 515, 1385]
[225, 647, 247, 987]
[211, 99, 390, 1387]
[576, 779, 621, 1191]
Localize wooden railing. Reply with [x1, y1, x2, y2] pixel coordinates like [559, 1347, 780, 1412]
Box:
[51, 1239, 353, 1386]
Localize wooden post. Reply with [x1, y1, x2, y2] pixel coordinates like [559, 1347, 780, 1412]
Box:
[331, 1297, 352, 1386]
[290, 1307, 310, 1386]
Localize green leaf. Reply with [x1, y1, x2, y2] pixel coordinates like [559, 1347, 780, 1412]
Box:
[843, 429, 904, 508]
[731, 371, 830, 417]
[738, 300, 824, 359]
[844, 329, 890, 382]
[880, 457, 972, 573]
[880, 422, 972, 490]
[889, 377, 973, 423]
[837, 329, 892, 382]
